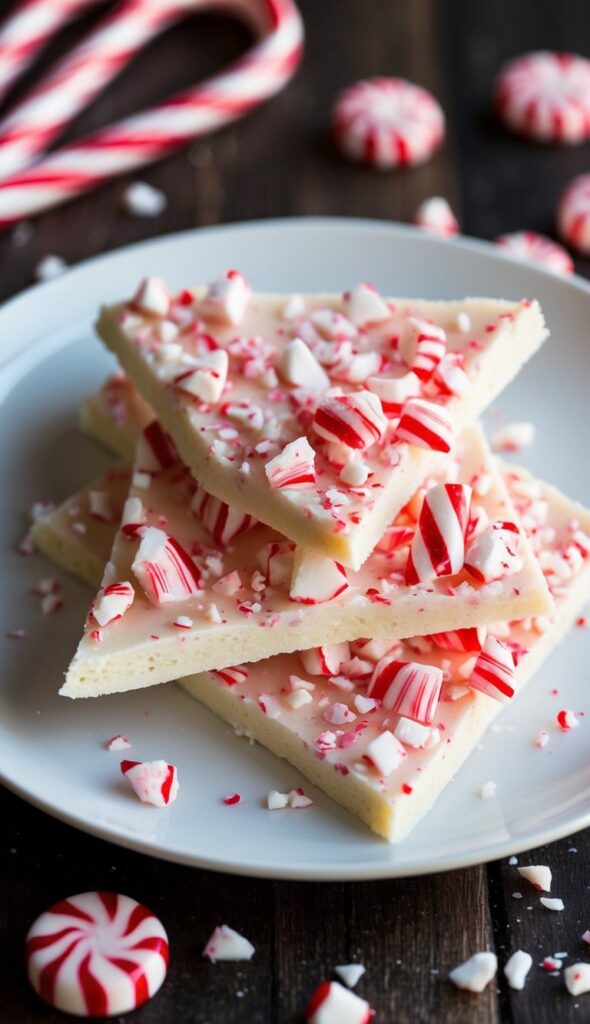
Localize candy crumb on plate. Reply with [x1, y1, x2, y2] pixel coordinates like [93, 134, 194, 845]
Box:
[120, 759, 179, 807]
[414, 197, 459, 236]
[202, 925, 255, 962]
[106, 734, 131, 752]
[564, 963, 590, 996]
[449, 952, 497, 992]
[517, 865, 552, 891]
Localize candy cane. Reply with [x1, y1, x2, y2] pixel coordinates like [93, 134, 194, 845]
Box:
[0, 0, 100, 104]
[0, 0, 304, 226]
[405, 482, 471, 584]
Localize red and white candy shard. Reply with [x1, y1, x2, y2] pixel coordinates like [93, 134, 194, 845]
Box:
[174, 349, 228, 405]
[465, 520, 521, 583]
[368, 656, 443, 725]
[343, 283, 390, 325]
[367, 370, 420, 414]
[136, 420, 177, 472]
[120, 759, 179, 807]
[107, 734, 131, 752]
[299, 643, 350, 676]
[202, 925, 255, 962]
[312, 390, 387, 451]
[398, 317, 447, 381]
[405, 483, 471, 584]
[132, 527, 201, 604]
[557, 708, 579, 730]
[449, 952, 498, 993]
[394, 397, 453, 452]
[434, 353, 471, 397]
[469, 636, 515, 703]
[289, 550, 349, 604]
[335, 964, 366, 989]
[517, 864, 552, 891]
[265, 436, 316, 489]
[278, 337, 330, 390]
[93, 582, 134, 627]
[198, 270, 251, 326]
[332, 76, 445, 169]
[132, 276, 170, 316]
[414, 196, 459, 236]
[565, 963, 590, 996]
[557, 173, 590, 254]
[428, 626, 486, 652]
[494, 51, 590, 143]
[495, 231, 573, 275]
[192, 484, 256, 547]
[305, 980, 372, 1024]
[25, 891, 169, 1016]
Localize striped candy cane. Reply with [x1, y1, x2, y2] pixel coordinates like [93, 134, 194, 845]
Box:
[0, 0, 304, 226]
[0, 0, 99, 103]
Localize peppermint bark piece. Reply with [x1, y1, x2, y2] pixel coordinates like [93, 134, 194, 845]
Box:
[60, 422, 551, 697]
[179, 469, 590, 843]
[96, 278, 547, 569]
[79, 372, 151, 459]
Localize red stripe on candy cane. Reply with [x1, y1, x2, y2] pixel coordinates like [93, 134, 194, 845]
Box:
[368, 656, 443, 725]
[469, 636, 515, 703]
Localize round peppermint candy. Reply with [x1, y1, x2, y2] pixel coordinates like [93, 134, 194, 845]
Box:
[494, 51, 590, 143]
[557, 173, 590, 254]
[332, 76, 445, 169]
[25, 891, 169, 1017]
[495, 231, 573, 274]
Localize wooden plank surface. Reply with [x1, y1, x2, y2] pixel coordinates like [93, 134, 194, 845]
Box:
[0, 0, 589, 1020]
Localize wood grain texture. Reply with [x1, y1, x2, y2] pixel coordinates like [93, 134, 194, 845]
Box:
[0, 0, 589, 1020]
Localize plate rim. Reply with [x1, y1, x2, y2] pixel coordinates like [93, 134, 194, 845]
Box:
[2, 214, 590, 880]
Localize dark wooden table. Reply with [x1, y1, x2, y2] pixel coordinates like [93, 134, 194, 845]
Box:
[2, 1, 590, 1020]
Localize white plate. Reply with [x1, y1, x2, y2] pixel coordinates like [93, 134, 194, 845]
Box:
[2, 218, 590, 881]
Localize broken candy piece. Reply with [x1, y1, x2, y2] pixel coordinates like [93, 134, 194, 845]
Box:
[202, 925, 255, 962]
[449, 952, 498, 992]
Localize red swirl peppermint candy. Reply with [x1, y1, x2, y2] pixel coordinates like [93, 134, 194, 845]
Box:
[313, 390, 387, 451]
[405, 483, 471, 584]
[332, 76, 445, 169]
[495, 231, 573, 274]
[394, 397, 454, 452]
[428, 627, 486, 652]
[192, 484, 256, 547]
[132, 527, 201, 604]
[25, 891, 169, 1017]
[557, 173, 590, 254]
[469, 636, 515, 703]
[494, 51, 590, 143]
[368, 656, 443, 725]
[306, 980, 372, 1024]
[398, 317, 447, 381]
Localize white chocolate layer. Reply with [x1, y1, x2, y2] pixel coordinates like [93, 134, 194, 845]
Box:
[60, 424, 551, 698]
[97, 288, 547, 569]
[179, 467, 590, 843]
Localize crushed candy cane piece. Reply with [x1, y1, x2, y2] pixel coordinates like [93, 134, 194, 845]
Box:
[132, 528, 201, 604]
[449, 952, 498, 992]
[405, 483, 471, 584]
[305, 979, 371, 1024]
[469, 636, 515, 703]
[504, 950, 532, 990]
[290, 550, 349, 604]
[133, 275, 170, 316]
[199, 270, 251, 326]
[343, 283, 390, 326]
[288, 788, 314, 809]
[278, 337, 330, 390]
[365, 731, 407, 776]
[41, 592, 62, 615]
[265, 436, 316, 489]
[491, 422, 535, 453]
[565, 963, 590, 996]
[223, 793, 241, 805]
[556, 708, 579, 730]
[313, 390, 387, 451]
[267, 790, 289, 810]
[300, 643, 350, 677]
[120, 759, 179, 807]
[369, 657, 443, 725]
[107, 734, 131, 752]
[542, 957, 562, 971]
[335, 964, 366, 989]
[394, 397, 453, 452]
[203, 924, 255, 961]
[93, 581, 134, 627]
[394, 717, 432, 748]
[540, 897, 564, 912]
[465, 520, 521, 583]
[398, 317, 447, 381]
[414, 196, 459, 236]
[518, 865, 552, 892]
[535, 730, 549, 748]
[175, 349, 228, 404]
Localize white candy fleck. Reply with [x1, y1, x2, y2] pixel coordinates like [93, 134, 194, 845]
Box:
[35, 254, 67, 282]
[504, 950, 532, 990]
[449, 952, 497, 992]
[122, 181, 167, 218]
[540, 897, 564, 912]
